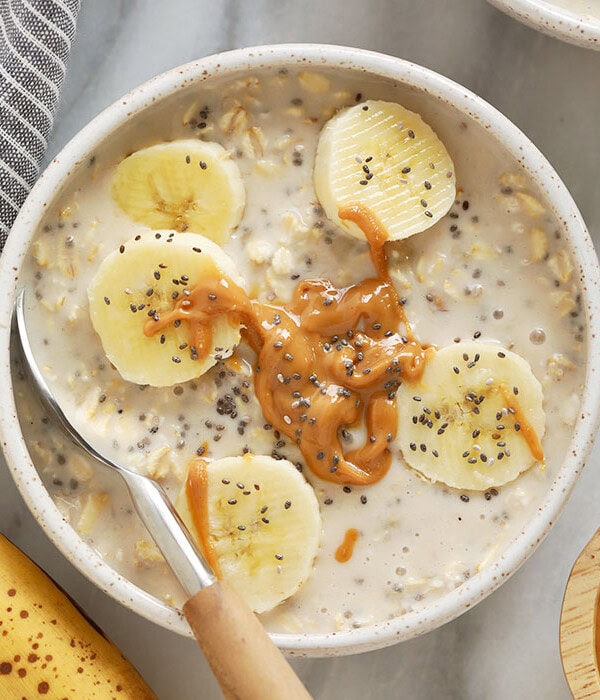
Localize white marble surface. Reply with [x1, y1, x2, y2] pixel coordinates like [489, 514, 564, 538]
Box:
[2, 1, 600, 698]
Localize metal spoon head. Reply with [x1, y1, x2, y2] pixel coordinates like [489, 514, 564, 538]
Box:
[13, 288, 110, 465]
[15, 290, 70, 431]
[12, 287, 217, 593]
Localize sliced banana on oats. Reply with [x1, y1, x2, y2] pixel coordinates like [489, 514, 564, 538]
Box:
[314, 100, 456, 242]
[177, 454, 321, 614]
[112, 140, 245, 244]
[88, 230, 244, 387]
[397, 342, 545, 491]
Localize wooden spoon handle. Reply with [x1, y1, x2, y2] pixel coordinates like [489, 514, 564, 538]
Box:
[560, 527, 600, 698]
[183, 580, 311, 700]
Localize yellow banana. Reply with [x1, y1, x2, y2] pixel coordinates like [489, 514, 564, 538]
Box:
[177, 454, 322, 614]
[112, 139, 246, 245]
[87, 230, 245, 387]
[314, 100, 456, 242]
[396, 342, 545, 490]
[0, 534, 155, 698]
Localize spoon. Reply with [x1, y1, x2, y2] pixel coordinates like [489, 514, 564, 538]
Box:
[560, 527, 600, 698]
[13, 288, 311, 700]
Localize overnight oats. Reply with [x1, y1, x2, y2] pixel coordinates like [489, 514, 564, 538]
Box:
[13, 67, 585, 636]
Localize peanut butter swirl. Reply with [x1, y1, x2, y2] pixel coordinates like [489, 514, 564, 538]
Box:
[145, 206, 428, 486]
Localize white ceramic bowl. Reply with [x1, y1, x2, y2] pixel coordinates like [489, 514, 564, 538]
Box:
[1, 45, 599, 657]
[488, 0, 600, 49]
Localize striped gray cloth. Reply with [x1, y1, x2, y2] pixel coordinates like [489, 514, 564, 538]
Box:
[0, 0, 80, 251]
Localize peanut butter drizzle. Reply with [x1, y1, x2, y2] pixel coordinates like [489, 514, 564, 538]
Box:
[338, 204, 390, 283]
[335, 528, 360, 563]
[144, 205, 427, 486]
[499, 385, 545, 463]
[143, 272, 250, 356]
[186, 457, 222, 577]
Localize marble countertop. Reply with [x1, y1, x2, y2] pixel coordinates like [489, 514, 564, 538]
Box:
[1, 1, 599, 698]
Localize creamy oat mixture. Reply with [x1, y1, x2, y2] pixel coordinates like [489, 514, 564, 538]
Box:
[13, 69, 585, 634]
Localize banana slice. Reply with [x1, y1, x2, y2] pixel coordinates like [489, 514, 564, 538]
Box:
[177, 454, 321, 614]
[396, 342, 545, 490]
[314, 100, 456, 242]
[112, 140, 246, 244]
[88, 230, 244, 387]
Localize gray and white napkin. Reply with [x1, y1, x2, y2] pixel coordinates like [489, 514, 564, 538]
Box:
[0, 0, 80, 252]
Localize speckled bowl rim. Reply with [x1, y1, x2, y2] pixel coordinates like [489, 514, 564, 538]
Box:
[0, 44, 599, 657]
[487, 0, 600, 49]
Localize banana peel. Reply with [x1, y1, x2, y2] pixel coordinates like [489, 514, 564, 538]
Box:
[0, 533, 156, 698]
